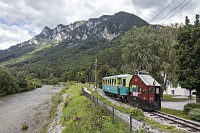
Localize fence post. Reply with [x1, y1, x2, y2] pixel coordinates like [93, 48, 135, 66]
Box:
[130, 115, 132, 133]
[112, 107, 114, 124]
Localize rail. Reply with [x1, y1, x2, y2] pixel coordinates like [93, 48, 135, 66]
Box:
[147, 111, 200, 132]
[82, 87, 159, 133]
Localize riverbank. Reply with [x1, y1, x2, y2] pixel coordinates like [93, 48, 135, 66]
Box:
[0, 85, 62, 133]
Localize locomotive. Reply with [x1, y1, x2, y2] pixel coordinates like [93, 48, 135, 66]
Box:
[102, 70, 161, 110]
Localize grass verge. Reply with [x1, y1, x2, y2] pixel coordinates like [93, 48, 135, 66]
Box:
[163, 94, 194, 101]
[61, 83, 130, 133]
[39, 85, 68, 133]
[161, 108, 191, 120]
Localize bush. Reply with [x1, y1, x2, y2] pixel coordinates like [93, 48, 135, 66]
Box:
[183, 102, 200, 114]
[130, 108, 144, 120]
[51, 93, 63, 105]
[189, 108, 200, 121]
[21, 123, 29, 130]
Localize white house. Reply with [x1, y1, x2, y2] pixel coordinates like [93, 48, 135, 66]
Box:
[164, 85, 196, 96]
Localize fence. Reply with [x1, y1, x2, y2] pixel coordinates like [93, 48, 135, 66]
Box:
[82, 87, 150, 133]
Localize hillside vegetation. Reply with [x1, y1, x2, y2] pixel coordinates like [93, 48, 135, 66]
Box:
[0, 67, 41, 96]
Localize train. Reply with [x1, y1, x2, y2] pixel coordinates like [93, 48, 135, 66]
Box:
[101, 70, 161, 110]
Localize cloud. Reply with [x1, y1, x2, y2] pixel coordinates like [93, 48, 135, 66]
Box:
[130, 0, 200, 24]
[0, 24, 32, 49]
[0, 0, 200, 49]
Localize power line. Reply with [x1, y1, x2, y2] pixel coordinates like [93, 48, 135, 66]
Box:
[162, 0, 192, 24]
[149, 0, 176, 23]
[160, 0, 188, 23]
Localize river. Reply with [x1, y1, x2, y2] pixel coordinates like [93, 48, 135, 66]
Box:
[0, 85, 62, 133]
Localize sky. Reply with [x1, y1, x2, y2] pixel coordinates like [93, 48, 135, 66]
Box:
[0, 0, 199, 50]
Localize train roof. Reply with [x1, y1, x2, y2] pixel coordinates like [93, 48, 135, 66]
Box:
[137, 74, 161, 86]
[102, 73, 161, 86]
[102, 74, 132, 79]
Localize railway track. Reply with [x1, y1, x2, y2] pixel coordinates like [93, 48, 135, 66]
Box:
[94, 87, 200, 132]
[145, 111, 200, 132]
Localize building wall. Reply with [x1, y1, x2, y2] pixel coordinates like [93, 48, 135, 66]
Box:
[164, 85, 196, 96]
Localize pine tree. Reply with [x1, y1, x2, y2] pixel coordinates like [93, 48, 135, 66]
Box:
[175, 15, 200, 102]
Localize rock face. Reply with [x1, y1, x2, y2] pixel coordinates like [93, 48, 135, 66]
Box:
[10, 11, 149, 48]
[0, 11, 149, 62]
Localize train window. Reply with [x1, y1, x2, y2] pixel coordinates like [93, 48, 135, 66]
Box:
[156, 88, 159, 94]
[142, 89, 146, 94]
[138, 85, 142, 92]
[134, 87, 139, 92]
[113, 79, 116, 86]
[113, 79, 115, 86]
[149, 88, 154, 94]
[123, 79, 126, 86]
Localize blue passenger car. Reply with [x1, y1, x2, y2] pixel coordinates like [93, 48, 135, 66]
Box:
[102, 74, 133, 96]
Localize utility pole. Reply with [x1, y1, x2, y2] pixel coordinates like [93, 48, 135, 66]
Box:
[94, 59, 97, 91]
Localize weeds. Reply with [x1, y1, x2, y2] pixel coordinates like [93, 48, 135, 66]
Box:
[61, 84, 129, 133]
[21, 123, 29, 130]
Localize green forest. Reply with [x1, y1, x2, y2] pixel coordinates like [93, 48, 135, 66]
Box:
[0, 67, 41, 96]
[0, 14, 200, 102]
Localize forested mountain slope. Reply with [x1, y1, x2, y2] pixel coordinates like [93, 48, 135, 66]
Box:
[0, 11, 149, 82]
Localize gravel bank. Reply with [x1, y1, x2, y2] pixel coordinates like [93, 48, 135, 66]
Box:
[0, 85, 62, 133]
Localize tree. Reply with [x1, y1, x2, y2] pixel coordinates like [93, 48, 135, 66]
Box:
[175, 15, 200, 102]
[97, 65, 118, 87]
[121, 26, 178, 96]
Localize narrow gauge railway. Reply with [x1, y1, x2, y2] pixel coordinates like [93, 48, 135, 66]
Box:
[101, 70, 161, 111]
[93, 76, 200, 132]
[96, 87, 200, 132]
[144, 111, 200, 133]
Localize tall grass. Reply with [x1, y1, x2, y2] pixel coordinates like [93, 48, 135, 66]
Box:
[61, 84, 129, 133]
[40, 85, 68, 133]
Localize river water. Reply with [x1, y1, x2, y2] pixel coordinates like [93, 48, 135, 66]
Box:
[0, 85, 62, 133]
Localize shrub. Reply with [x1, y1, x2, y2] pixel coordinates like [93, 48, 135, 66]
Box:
[183, 102, 200, 114]
[130, 108, 144, 120]
[21, 123, 29, 130]
[189, 108, 200, 121]
[51, 93, 63, 105]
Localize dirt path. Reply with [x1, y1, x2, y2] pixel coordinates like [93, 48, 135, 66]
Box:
[47, 94, 68, 133]
[0, 85, 62, 133]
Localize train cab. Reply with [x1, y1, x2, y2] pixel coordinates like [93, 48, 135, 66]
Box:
[128, 72, 161, 110]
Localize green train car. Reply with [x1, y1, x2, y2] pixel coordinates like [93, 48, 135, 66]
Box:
[102, 72, 161, 110]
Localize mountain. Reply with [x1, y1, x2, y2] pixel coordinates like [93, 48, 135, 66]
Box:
[0, 12, 148, 62]
[0, 11, 149, 81]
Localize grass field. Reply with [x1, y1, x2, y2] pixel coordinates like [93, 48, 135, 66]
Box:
[163, 94, 195, 101]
